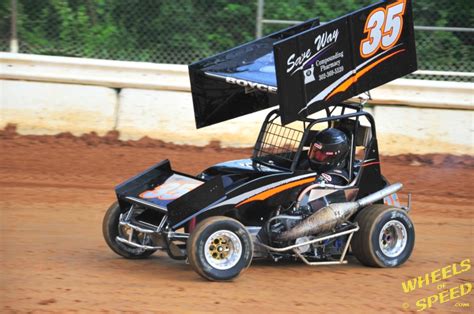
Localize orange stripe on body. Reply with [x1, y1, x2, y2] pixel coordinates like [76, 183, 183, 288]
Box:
[361, 161, 381, 167]
[326, 49, 405, 100]
[236, 177, 315, 207]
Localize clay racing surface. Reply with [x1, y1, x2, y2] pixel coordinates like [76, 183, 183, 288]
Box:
[1, 128, 473, 313]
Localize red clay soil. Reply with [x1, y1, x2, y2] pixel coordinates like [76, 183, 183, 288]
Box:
[1, 128, 473, 313]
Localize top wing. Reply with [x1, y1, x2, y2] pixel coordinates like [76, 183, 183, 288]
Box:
[188, 0, 417, 128]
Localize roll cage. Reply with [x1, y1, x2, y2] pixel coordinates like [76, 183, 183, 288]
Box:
[252, 103, 378, 181]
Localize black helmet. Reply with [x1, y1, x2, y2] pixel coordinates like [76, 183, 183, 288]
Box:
[308, 128, 350, 172]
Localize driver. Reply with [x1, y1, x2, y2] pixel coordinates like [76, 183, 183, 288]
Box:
[308, 128, 350, 185]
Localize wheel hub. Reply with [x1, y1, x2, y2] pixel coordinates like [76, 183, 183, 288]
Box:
[204, 230, 242, 270]
[208, 237, 231, 260]
[379, 220, 408, 257]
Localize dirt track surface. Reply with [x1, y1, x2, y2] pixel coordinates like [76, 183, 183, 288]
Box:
[1, 130, 473, 313]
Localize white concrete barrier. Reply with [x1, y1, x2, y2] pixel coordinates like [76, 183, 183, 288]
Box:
[117, 89, 273, 146]
[1, 53, 473, 155]
[1, 53, 472, 110]
[0, 80, 117, 135]
[369, 79, 473, 110]
[0, 52, 189, 91]
[372, 105, 473, 155]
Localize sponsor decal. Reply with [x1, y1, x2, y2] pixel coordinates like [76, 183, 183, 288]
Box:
[224, 77, 278, 93]
[286, 29, 340, 76]
[140, 176, 202, 201]
[304, 64, 316, 84]
[299, 46, 404, 115]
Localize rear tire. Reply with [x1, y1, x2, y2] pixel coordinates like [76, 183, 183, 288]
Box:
[102, 202, 156, 259]
[187, 216, 253, 281]
[352, 204, 415, 267]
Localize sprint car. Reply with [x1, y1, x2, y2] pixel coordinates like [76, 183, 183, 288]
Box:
[103, 0, 417, 281]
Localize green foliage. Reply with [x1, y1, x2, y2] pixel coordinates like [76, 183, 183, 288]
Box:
[0, 0, 471, 74]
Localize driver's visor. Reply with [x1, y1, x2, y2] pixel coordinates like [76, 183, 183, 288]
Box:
[309, 144, 331, 162]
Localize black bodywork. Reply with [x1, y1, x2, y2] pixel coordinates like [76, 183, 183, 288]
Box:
[116, 104, 385, 230]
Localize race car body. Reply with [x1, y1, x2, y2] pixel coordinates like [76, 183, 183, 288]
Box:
[103, 0, 417, 281]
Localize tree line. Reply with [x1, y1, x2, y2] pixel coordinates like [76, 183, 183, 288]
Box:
[0, 0, 471, 72]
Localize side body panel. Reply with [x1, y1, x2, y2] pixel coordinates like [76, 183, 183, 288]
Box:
[169, 171, 318, 229]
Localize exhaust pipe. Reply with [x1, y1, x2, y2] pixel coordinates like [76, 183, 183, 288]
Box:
[277, 183, 403, 242]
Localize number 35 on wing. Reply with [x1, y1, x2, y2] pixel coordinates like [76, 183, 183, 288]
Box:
[360, 0, 406, 58]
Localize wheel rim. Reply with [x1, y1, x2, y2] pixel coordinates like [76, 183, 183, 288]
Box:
[204, 230, 242, 270]
[378, 220, 408, 257]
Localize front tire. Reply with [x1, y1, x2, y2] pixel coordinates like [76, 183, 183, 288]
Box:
[352, 204, 415, 267]
[102, 202, 156, 259]
[187, 216, 253, 281]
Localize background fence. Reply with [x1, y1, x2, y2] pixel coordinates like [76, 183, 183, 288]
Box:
[1, 0, 472, 81]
